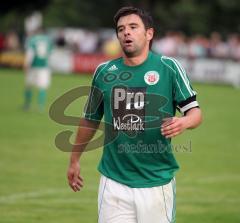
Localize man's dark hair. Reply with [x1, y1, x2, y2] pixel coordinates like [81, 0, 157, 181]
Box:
[113, 6, 154, 48]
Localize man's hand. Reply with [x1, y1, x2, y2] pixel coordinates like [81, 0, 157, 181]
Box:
[67, 162, 84, 192]
[161, 108, 202, 138]
[161, 117, 187, 138]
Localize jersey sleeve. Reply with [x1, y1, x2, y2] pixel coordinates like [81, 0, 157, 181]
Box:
[83, 67, 104, 121]
[171, 58, 199, 114]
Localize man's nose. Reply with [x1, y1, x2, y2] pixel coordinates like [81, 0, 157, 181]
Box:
[124, 28, 130, 36]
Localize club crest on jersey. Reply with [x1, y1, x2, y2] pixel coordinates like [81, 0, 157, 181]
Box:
[144, 71, 159, 85]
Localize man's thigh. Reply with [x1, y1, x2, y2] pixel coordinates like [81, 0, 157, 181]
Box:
[134, 178, 176, 223]
[25, 69, 35, 87]
[98, 175, 137, 223]
[36, 68, 51, 89]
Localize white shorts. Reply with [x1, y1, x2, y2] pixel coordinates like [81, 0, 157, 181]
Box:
[98, 175, 176, 223]
[26, 68, 51, 89]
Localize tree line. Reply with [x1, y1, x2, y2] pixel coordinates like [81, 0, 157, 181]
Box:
[0, 0, 239, 37]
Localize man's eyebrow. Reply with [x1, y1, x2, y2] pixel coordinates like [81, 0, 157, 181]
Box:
[117, 23, 139, 30]
[117, 25, 124, 30]
[128, 23, 138, 26]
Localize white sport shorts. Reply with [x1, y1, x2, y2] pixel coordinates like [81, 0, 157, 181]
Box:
[26, 68, 51, 89]
[98, 175, 176, 223]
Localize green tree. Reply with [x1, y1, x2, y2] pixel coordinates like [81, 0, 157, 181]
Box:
[0, 0, 239, 35]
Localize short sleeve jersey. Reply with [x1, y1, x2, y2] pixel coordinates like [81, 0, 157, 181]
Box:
[26, 34, 53, 68]
[84, 51, 199, 188]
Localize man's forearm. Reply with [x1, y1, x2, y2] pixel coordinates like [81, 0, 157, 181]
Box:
[24, 49, 34, 70]
[70, 118, 100, 163]
[183, 107, 202, 129]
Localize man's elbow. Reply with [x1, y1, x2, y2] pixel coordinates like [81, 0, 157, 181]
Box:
[81, 117, 101, 129]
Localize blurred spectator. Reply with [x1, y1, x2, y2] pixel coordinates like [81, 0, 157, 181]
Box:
[153, 31, 178, 56]
[175, 32, 189, 57]
[188, 35, 208, 58]
[233, 36, 240, 61]
[55, 30, 66, 48]
[209, 32, 229, 58]
[227, 34, 240, 61]
[79, 31, 98, 53]
[0, 33, 6, 51]
[5, 31, 20, 51]
[102, 36, 121, 56]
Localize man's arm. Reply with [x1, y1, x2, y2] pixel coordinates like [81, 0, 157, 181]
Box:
[24, 48, 34, 72]
[161, 107, 202, 138]
[67, 118, 100, 192]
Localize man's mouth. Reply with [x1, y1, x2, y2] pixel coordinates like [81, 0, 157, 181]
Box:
[124, 39, 133, 46]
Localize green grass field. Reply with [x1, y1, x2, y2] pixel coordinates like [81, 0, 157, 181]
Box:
[0, 69, 240, 223]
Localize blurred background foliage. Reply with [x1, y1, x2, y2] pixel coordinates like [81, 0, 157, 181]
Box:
[0, 0, 240, 36]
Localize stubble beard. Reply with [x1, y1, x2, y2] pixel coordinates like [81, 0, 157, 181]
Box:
[122, 44, 141, 58]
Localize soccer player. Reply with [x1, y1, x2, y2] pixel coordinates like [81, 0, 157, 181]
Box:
[67, 6, 202, 223]
[23, 28, 53, 111]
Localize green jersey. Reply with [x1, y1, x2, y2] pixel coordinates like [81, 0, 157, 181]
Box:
[26, 34, 53, 68]
[85, 51, 198, 188]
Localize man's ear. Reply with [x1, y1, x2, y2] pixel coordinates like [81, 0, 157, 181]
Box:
[146, 28, 154, 41]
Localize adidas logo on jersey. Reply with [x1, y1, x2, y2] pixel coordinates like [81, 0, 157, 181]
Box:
[108, 65, 118, 71]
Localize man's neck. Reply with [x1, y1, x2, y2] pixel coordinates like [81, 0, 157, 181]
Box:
[123, 48, 150, 66]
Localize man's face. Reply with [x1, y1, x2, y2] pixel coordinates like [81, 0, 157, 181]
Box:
[116, 14, 153, 57]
